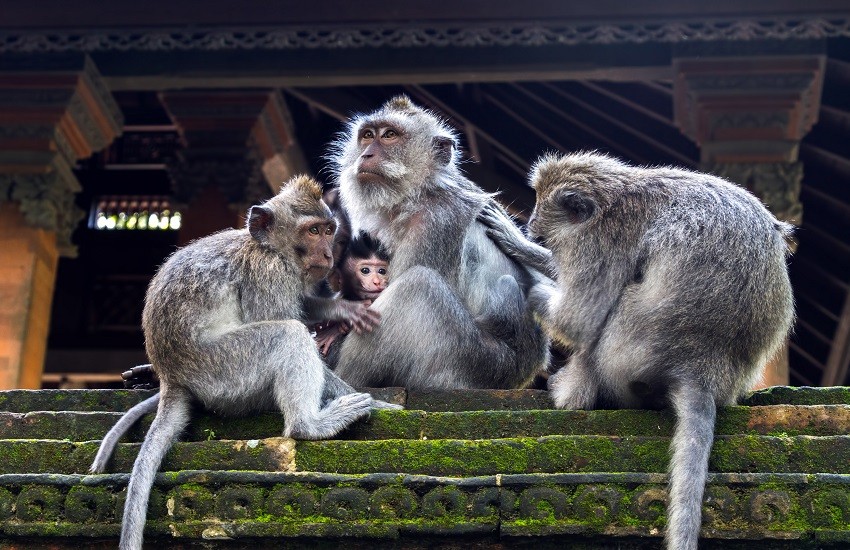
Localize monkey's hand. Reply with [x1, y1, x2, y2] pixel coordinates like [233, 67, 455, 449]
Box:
[330, 299, 381, 334]
[315, 322, 346, 356]
[477, 201, 557, 279]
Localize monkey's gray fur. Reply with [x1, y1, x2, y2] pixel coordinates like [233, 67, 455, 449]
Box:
[329, 96, 549, 389]
[480, 152, 794, 550]
[90, 175, 399, 550]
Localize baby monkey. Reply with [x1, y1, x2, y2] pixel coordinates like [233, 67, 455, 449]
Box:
[315, 231, 390, 362]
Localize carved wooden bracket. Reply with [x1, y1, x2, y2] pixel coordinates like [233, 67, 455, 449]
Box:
[160, 89, 307, 208]
[673, 56, 825, 164]
[0, 54, 123, 256]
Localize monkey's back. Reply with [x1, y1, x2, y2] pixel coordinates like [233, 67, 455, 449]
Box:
[592, 168, 794, 402]
[141, 229, 303, 381]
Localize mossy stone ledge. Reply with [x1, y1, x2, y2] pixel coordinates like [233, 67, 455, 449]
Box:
[0, 386, 847, 548]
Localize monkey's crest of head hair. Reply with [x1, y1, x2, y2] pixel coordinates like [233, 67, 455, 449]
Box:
[531, 151, 630, 208]
[281, 174, 324, 201]
[348, 231, 390, 263]
[383, 95, 421, 116]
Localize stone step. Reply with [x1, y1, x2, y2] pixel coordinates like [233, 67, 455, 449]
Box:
[1, 434, 848, 476]
[0, 470, 847, 546]
[1, 386, 847, 413]
[2, 405, 849, 442]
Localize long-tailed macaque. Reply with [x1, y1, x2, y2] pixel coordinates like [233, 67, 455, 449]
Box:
[90, 175, 399, 550]
[330, 96, 549, 389]
[480, 152, 794, 550]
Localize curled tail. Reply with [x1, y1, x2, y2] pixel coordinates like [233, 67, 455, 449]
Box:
[666, 384, 716, 550]
[90, 393, 160, 473]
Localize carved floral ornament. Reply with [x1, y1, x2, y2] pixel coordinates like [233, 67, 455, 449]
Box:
[1, 18, 850, 52]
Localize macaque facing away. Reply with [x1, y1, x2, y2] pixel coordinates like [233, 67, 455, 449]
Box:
[315, 231, 390, 361]
[480, 152, 794, 550]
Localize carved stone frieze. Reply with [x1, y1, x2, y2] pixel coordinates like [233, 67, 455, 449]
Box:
[1, 473, 848, 541]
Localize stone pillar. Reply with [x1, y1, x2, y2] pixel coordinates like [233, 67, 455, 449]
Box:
[159, 90, 308, 244]
[674, 54, 825, 387]
[0, 54, 123, 389]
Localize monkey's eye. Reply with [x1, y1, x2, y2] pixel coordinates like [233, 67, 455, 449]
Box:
[309, 226, 320, 235]
[325, 226, 334, 235]
[361, 129, 375, 141]
[378, 268, 387, 275]
[360, 267, 371, 275]
[382, 129, 398, 139]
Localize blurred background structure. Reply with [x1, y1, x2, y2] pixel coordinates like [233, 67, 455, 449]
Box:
[1, 0, 849, 390]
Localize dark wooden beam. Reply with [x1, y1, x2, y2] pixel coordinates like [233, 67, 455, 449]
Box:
[822, 291, 850, 385]
[7, 0, 850, 29]
[92, 42, 672, 91]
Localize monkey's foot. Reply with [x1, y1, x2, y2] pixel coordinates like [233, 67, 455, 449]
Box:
[548, 368, 597, 410]
[372, 399, 404, 410]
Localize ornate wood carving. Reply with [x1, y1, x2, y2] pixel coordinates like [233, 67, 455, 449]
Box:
[0, 55, 123, 256]
[160, 90, 306, 208]
[2, 18, 850, 53]
[674, 56, 826, 162]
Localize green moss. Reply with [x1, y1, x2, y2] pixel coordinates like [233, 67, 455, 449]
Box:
[744, 387, 850, 406]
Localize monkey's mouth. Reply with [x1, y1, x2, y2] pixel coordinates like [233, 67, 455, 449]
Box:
[360, 291, 384, 300]
[356, 169, 384, 183]
[307, 265, 331, 279]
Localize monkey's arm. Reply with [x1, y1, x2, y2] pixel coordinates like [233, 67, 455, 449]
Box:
[477, 201, 557, 280]
[303, 296, 380, 334]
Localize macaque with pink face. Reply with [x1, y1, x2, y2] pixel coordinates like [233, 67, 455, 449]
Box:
[315, 231, 390, 358]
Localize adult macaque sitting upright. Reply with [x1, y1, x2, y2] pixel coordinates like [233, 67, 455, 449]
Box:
[315, 231, 390, 361]
[331, 95, 549, 389]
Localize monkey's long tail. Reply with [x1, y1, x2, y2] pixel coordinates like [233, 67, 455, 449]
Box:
[89, 393, 160, 474]
[120, 388, 191, 550]
[665, 384, 716, 550]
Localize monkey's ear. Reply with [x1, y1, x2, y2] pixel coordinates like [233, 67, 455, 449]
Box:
[432, 136, 454, 165]
[248, 205, 274, 242]
[555, 191, 597, 224]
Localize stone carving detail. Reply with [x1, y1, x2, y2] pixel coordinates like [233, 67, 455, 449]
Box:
[518, 486, 570, 519]
[64, 486, 112, 523]
[631, 487, 667, 523]
[702, 485, 738, 526]
[1, 18, 849, 53]
[0, 480, 844, 539]
[0, 54, 123, 256]
[748, 490, 791, 524]
[421, 486, 468, 518]
[320, 487, 370, 520]
[807, 488, 850, 527]
[703, 162, 804, 226]
[166, 485, 214, 520]
[265, 485, 318, 518]
[370, 485, 418, 519]
[0, 170, 85, 257]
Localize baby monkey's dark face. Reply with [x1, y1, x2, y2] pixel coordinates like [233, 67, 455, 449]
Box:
[344, 255, 389, 301]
